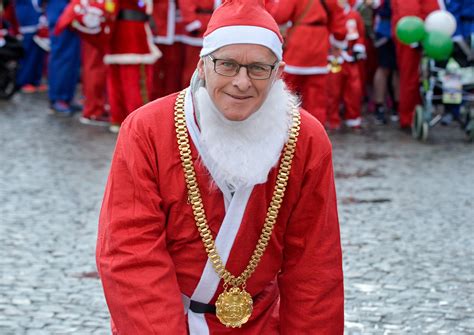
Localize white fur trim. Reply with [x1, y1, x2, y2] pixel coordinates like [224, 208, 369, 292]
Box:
[188, 312, 210, 335]
[213, 0, 221, 9]
[182, 86, 255, 335]
[353, 43, 366, 54]
[185, 20, 202, 32]
[175, 34, 203, 46]
[72, 20, 102, 35]
[191, 186, 254, 303]
[19, 25, 38, 34]
[33, 35, 51, 52]
[200, 25, 283, 60]
[104, 24, 162, 64]
[154, 1, 176, 45]
[341, 51, 354, 62]
[284, 64, 329, 75]
[330, 34, 348, 49]
[145, 0, 153, 15]
[32, 0, 42, 13]
[346, 117, 362, 127]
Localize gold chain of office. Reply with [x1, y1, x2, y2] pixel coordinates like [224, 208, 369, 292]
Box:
[173, 89, 301, 328]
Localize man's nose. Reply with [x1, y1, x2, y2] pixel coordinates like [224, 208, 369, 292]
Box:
[232, 67, 252, 90]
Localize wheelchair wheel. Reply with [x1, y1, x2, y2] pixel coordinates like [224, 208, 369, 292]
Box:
[412, 105, 429, 141]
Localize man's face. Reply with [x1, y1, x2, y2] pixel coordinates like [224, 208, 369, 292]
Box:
[197, 44, 284, 121]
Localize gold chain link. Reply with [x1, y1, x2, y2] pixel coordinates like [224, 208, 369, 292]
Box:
[174, 89, 301, 288]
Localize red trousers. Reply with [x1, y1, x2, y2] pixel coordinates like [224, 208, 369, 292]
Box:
[394, 42, 421, 127]
[107, 64, 154, 125]
[181, 44, 201, 88]
[359, 38, 377, 98]
[151, 43, 185, 100]
[391, 0, 439, 127]
[81, 40, 107, 118]
[284, 73, 328, 125]
[326, 62, 363, 129]
[81, 39, 107, 118]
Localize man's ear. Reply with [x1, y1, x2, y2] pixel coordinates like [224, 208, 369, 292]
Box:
[197, 58, 205, 80]
[275, 61, 285, 79]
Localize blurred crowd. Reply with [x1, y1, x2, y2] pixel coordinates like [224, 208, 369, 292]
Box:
[0, 0, 472, 134]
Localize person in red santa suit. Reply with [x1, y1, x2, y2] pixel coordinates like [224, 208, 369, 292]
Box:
[56, 0, 113, 125]
[267, 0, 347, 125]
[104, 0, 161, 132]
[96, 0, 344, 333]
[391, 0, 442, 129]
[150, 0, 186, 99]
[327, 0, 366, 130]
[177, 0, 220, 87]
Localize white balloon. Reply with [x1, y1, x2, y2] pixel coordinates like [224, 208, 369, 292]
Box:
[425, 10, 457, 36]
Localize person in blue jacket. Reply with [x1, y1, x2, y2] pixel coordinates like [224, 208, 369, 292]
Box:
[445, 0, 473, 65]
[14, 0, 47, 92]
[46, 0, 80, 114]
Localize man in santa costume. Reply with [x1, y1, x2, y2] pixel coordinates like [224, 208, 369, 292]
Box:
[327, 0, 366, 130]
[390, 0, 442, 129]
[104, 0, 161, 132]
[267, 0, 347, 125]
[177, 0, 221, 87]
[55, 0, 113, 125]
[97, 0, 344, 333]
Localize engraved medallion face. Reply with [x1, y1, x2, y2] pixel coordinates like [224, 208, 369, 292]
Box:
[216, 288, 253, 328]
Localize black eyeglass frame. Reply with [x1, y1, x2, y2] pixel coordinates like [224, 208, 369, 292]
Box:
[207, 54, 278, 80]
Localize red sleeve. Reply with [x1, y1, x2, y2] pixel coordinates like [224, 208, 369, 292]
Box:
[278, 147, 344, 334]
[326, 0, 347, 43]
[266, 0, 297, 25]
[177, 0, 198, 25]
[96, 119, 188, 334]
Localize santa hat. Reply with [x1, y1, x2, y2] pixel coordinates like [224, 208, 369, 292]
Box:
[199, 0, 283, 60]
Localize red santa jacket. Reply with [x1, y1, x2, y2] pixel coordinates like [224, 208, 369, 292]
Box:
[175, 0, 220, 46]
[104, 0, 161, 64]
[152, 0, 177, 45]
[268, 0, 347, 74]
[329, 4, 366, 65]
[97, 90, 344, 334]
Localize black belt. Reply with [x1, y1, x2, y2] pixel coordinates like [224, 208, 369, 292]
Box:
[303, 20, 325, 27]
[196, 9, 213, 14]
[189, 300, 216, 314]
[117, 9, 149, 22]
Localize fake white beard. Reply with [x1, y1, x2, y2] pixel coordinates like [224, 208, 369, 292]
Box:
[195, 79, 298, 191]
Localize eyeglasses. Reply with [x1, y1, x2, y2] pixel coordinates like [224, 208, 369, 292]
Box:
[207, 55, 277, 80]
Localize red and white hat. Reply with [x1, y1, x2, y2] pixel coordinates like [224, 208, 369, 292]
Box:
[199, 0, 283, 60]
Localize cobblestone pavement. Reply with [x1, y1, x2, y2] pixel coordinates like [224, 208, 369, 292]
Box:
[1, 92, 473, 334]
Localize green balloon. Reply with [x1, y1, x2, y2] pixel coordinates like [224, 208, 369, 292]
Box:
[396, 16, 425, 45]
[422, 31, 453, 61]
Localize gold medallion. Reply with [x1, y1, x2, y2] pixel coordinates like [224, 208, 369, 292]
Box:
[215, 287, 253, 328]
[330, 59, 342, 73]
